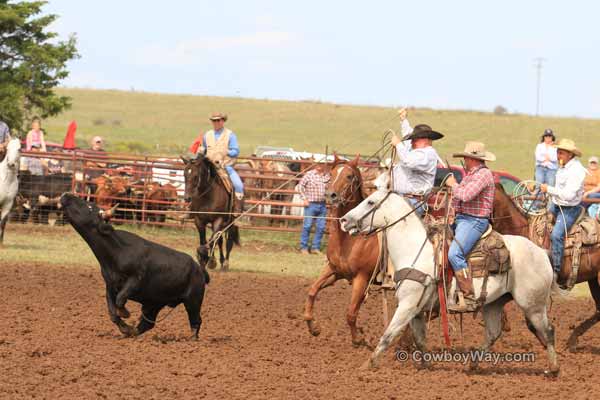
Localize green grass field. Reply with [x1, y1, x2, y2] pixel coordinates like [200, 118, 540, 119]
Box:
[36, 88, 600, 180]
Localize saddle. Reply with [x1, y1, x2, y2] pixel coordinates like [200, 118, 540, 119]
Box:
[561, 212, 600, 289]
[213, 163, 234, 194]
[389, 222, 511, 289]
[465, 226, 511, 279]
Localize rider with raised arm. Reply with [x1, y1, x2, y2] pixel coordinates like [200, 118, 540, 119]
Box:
[389, 108, 444, 216]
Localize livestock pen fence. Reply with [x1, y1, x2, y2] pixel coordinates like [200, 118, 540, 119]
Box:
[13, 149, 380, 233]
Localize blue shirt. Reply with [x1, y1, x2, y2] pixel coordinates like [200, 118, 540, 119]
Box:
[202, 129, 240, 158]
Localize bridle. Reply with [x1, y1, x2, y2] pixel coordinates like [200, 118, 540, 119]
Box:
[330, 164, 361, 207]
[351, 190, 430, 236]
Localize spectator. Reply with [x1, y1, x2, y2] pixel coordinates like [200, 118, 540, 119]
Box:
[534, 129, 557, 185]
[583, 156, 600, 208]
[26, 117, 47, 152]
[24, 143, 45, 175]
[297, 164, 330, 255]
[86, 136, 107, 179]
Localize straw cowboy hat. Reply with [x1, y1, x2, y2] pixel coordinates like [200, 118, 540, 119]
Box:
[209, 112, 228, 122]
[403, 124, 444, 141]
[453, 141, 496, 162]
[554, 138, 581, 157]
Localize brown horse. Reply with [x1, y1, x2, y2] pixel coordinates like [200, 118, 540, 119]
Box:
[491, 182, 549, 248]
[492, 183, 600, 351]
[303, 156, 380, 346]
[182, 154, 240, 271]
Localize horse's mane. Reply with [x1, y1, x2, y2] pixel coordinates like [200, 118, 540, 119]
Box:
[194, 155, 219, 179]
[493, 182, 527, 219]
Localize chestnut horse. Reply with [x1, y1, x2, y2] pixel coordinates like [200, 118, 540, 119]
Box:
[303, 156, 379, 346]
[492, 183, 600, 351]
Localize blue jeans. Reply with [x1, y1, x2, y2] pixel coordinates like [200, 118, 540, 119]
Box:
[448, 214, 490, 271]
[549, 203, 583, 273]
[535, 166, 557, 186]
[583, 192, 600, 209]
[407, 197, 426, 217]
[300, 202, 327, 250]
[225, 165, 244, 194]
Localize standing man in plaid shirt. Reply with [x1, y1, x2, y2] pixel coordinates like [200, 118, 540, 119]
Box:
[297, 163, 331, 255]
[445, 141, 496, 312]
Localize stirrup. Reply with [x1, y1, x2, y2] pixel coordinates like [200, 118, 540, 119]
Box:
[448, 292, 478, 313]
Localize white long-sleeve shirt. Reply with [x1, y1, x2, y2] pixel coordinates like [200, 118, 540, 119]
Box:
[547, 158, 587, 206]
[392, 119, 440, 195]
[535, 143, 558, 170]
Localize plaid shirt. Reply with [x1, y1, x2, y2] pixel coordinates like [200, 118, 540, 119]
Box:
[297, 169, 330, 203]
[452, 165, 495, 218]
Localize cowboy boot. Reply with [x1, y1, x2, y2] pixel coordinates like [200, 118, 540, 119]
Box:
[233, 193, 244, 218]
[448, 268, 478, 313]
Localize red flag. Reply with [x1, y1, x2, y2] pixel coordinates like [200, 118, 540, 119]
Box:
[63, 121, 77, 149]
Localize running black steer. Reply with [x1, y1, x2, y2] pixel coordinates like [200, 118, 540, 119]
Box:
[60, 193, 210, 338]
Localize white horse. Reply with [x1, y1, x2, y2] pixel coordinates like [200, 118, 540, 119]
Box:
[0, 138, 21, 245]
[340, 186, 560, 376]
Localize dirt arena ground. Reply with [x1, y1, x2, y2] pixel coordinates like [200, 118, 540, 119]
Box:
[1, 262, 600, 399]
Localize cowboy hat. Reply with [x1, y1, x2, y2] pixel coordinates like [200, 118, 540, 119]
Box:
[453, 141, 496, 162]
[402, 124, 444, 141]
[209, 112, 228, 122]
[554, 138, 581, 157]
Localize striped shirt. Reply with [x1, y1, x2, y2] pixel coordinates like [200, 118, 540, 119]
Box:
[451, 165, 495, 218]
[297, 169, 330, 203]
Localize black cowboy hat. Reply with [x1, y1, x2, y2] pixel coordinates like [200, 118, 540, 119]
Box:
[402, 124, 444, 141]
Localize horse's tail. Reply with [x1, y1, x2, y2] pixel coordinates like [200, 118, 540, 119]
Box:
[227, 224, 241, 246]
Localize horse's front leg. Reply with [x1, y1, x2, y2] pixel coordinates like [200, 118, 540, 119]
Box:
[0, 201, 13, 245]
[303, 262, 338, 337]
[194, 217, 211, 268]
[206, 218, 225, 270]
[362, 282, 426, 370]
[347, 271, 370, 347]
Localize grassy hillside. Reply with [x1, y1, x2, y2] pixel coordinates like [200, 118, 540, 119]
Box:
[37, 88, 600, 179]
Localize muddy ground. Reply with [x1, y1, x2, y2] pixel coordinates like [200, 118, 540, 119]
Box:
[1, 262, 599, 399]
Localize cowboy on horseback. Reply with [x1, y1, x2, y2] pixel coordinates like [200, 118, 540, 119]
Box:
[539, 139, 586, 282]
[0, 120, 10, 162]
[190, 112, 244, 215]
[390, 108, 444, 216]
[445, 141, 496, 312]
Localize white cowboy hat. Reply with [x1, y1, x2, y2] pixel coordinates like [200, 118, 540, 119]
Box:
[554, 138, 582, 157]
[452, 141, 496, 162]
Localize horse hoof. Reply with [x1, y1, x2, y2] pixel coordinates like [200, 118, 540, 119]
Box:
[118, 324, 136, 337]
[544, 368, 560, 378]
[352, 337, 366, 348]
[305, 320, 321, 336]
[222, 261, 229, 271]
[116, 307, 130, 319]
[360, 359, 376, 371]
[207, 258, 217, 270]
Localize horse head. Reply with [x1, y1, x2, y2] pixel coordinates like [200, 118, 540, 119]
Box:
[182, 154, 216, 201]
[340, 188, 405, 236]
[325, 154, 362, 207]
[3, 138, 21, 170]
